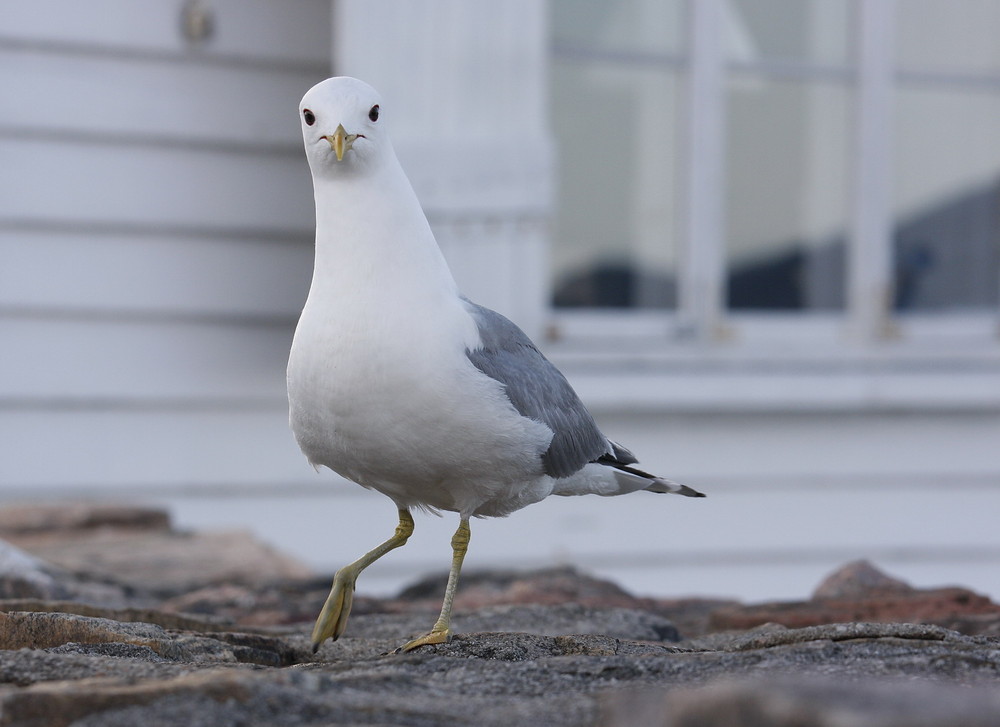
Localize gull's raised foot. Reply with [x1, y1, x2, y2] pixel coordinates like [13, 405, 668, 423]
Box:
[310, 568, 357, 653]
[391, 628, 452, 654]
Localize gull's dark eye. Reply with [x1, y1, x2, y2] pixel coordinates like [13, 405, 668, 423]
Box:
[368, 104, 380, 122]
[303, 109, 316, 126]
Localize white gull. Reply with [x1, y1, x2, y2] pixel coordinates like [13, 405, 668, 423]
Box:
[287, 76, 705, 654]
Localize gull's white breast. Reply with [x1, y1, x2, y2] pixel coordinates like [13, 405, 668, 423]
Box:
[287, 279, 555, 517]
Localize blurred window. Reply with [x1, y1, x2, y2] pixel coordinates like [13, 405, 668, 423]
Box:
[550, 0, 684, 309]
[725, 78, 851, 311]
[550, 0, 1000, 335]
[727, 0, 852, 66]
[725, 0, 853, 310]
[893, 1, 1000, 312]
[897, 0, 1000, 75]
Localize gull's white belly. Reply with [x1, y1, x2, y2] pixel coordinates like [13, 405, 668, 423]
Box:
[287, 300, 554, 517]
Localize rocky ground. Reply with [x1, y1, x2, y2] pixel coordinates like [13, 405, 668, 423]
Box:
[0, 503, 999, 726]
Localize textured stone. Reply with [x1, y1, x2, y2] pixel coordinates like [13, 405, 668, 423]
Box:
[159, 578, 336, 627]
[600, 677, 1000, 727]
[684, 620, 957, 652]
[0, 646, 186, 688]
[0, 541, 62, 601]
[0, 539, 131, 609]
[709, 562, 1000, 635]
[2, 505, 1000, 727]
[307, 602, 680, 659]
[1, 504, 312, 596]
[15, 530, 312, 595]
[0, 611, 308, 668]
[812, 559, 915, 599]
[369, 566, 734, 641]
[159, 566, 730, 639]
[398, 565, 640, 607]
[0, 670, 261, 727]
[0, 600, 233, 632]
[2, 622, 1000, 726]
[0, 504, 170, 538]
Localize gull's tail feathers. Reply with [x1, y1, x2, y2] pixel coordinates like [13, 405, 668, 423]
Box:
[608, 462, 707, 498]
[596, 449, 707, 498]
[644, 477, 706, 498]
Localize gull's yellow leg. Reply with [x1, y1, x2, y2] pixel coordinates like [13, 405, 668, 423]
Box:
[396, 517, 471, 653]
[311, 508, 414, 652]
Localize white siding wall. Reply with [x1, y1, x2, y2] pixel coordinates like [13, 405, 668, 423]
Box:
[0, 1, 330, 492]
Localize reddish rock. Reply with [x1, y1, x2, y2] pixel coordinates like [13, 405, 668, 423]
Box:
[812, 559, 914, 600]
[159, 580, 346, 627]
[709, 561, 1000, 635]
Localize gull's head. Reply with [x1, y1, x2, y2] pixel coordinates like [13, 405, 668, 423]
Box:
[299, 77, 386, 174]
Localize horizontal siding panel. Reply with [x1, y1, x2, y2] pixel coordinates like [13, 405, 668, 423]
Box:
[0, 138, 314, 232]
[567, 366, 1000, 414]
[593, 410, 1000, 485]
[0, 1, 329, 499]
[1, 318, 293, 400]
[0, 0, 330, 68]
[0, 407, 308, 489]
[0, 231, 311, 318]
[0, 47, 325, 147]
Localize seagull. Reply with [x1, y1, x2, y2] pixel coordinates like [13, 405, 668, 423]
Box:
[287, 76, 705, 654]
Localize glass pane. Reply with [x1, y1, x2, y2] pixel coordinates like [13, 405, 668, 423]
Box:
[551, 0, 685, 56]
[726, 79, 851, 310]
[727, 0, 853, 66]
[550, 62, 680, 308]
[897, 1, 1000, 74]
[892, 88, 1000, 311]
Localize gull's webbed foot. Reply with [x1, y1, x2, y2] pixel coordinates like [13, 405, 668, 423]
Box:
[310, 567, 357, 652]
[392, 627, 452, 654]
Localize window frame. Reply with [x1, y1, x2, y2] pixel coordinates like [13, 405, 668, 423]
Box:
[547, 0, 1000, 355]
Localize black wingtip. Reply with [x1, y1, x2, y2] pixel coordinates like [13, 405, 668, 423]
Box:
[678, 485, 707, 498]
[653, 479, 707, 498]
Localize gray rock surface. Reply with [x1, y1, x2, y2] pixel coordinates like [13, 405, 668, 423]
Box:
[1, 617, 999, 726]
[601, 676, 1000, 727]
[1, 505, 1000, 726]
[0, 541, 62, 601]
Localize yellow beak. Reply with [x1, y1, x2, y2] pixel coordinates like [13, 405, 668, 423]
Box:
[328, 123, 358, 161]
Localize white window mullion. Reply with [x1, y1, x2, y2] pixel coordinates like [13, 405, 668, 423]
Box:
[679, 0, 727, 340]
[848, 0, 896, 341]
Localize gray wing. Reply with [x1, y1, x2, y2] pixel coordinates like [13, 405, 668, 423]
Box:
[463, 299, 636, 478]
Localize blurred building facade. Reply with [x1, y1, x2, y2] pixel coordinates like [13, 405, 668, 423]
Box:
[2, 0, 999, 602]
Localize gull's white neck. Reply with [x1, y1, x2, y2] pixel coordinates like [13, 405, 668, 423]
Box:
[308, 152, 458, 308]
[293, 144, 481, 367]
